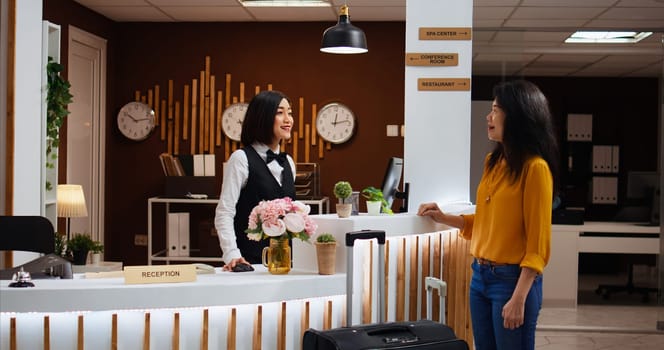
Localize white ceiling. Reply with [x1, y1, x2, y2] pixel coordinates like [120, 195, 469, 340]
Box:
[73, 0, 664, 77]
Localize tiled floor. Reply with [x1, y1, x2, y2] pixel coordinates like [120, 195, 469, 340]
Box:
[534, 272, 664, 349]
[536, 305, 664, 349]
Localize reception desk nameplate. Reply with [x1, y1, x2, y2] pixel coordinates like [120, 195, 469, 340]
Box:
[124, 264, 196, 284]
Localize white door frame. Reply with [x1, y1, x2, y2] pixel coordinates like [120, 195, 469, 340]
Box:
[67, 25, 106, 245]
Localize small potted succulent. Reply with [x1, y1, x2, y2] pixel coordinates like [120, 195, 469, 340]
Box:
[90, 241, 104, 265]
[361, 186, 393, 215]
[333, 181, 353, 218]
[314, 233, 337, 275]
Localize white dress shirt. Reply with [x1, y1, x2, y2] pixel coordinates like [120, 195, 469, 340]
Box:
[214, 143, 296, 264]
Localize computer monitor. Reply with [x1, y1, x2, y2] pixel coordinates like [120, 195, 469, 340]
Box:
[380, 157, 409, 213]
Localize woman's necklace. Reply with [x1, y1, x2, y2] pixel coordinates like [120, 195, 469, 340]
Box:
[484, 161, 503, 203]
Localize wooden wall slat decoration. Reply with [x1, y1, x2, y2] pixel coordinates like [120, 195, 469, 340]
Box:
[154, 85, 160, 126]
[160, 99, 166, 141]
[311, 104, 317, 146]
[167, 120, 173, 155]
[190, 79, 198, 154]
[304, 124, 310, 163]
[292, 131, 298, 163]
[216, 90, 222, 146]
[148, 89, 153, 109]
[168, 80, 173, 121]
[225, 74, 231, 108]
[208, 76, 215, 153]
[183, 85, 189, 140]
[432, 233, 442, 322]
[298, 97, 304, 139]
[198, 70, 205, 153]
[134, 90, 140, 101]
[174, 101, 180, 155]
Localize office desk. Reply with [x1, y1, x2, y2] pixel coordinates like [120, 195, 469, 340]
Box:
[545, 222, 660, 307]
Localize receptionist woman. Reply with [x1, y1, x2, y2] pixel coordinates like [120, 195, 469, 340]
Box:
[214, 90, 296, 271]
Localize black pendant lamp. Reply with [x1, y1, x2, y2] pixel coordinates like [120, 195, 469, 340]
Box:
[320, 4, 368, 54]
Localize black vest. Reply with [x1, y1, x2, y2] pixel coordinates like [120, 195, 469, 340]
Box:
[233, 146, 295, 263]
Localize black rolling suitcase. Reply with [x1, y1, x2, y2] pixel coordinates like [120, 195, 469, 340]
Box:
[302, 230, 469, 350]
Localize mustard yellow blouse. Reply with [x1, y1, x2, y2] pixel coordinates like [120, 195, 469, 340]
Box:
[460, 155, 553, 274]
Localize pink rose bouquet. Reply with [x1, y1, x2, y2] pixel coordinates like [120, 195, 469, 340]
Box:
[245, 197, 317, 242]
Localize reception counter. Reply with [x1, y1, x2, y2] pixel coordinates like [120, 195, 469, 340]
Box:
[1, 212, 475, 350]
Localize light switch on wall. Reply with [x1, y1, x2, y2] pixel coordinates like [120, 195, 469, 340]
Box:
[386, 125, 399, 137]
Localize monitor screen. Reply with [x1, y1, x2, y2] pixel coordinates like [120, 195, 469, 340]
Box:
[381, 157, 404, 209]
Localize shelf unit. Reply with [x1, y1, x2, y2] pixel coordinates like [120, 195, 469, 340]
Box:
[41, 21, 61, 228]
[147, 197, 222, 265]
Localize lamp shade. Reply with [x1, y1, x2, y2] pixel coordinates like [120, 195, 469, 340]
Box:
[320, 5, 367, 54]
[57, 184, 88, 218]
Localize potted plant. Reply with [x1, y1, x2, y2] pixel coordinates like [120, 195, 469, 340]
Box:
[67, 233, 95, 265]
[333, 181, 353, 218]
[45, 57, 73, 191]
[361, 186, 393, 215]
[90, 241, 104, 265]
[314, 233, 337, 275]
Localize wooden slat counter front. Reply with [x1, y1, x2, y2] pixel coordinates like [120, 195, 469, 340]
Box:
[293, 212, 474, 346]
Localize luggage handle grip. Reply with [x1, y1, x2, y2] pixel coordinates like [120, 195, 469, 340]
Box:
[345, 230, 386, 247]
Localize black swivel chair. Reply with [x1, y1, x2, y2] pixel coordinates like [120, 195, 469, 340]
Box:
[0, 215, 72, 279]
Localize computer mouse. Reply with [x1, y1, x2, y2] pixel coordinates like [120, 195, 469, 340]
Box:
[231, 263, 254, 272]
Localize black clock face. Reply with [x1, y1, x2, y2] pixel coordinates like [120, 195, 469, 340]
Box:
[316, 103, 355, 144]
[117, 102, 155, 141]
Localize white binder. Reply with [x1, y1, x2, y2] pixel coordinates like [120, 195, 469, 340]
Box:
[167, 213, 180, 257]
[178, 212, 190, 257]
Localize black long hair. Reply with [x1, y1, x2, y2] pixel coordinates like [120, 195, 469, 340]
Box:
[241, 90, 290, 146]
[488, 80, 559, 196]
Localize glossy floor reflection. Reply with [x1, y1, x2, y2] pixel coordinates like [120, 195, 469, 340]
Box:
[535, 305, 664, 349]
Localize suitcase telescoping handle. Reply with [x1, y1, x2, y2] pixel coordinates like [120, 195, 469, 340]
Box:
[345, 230, 386, 327]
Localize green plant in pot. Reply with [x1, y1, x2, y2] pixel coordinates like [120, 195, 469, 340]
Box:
[67, 233, 95, 265]
[362, 186, 393, 215]
[314, 233, 337, 275]
[333, 181, 353, 218]
[45, 57, 73, 191]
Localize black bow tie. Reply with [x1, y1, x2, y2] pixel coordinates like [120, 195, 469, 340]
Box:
[266, 150, 288, 166]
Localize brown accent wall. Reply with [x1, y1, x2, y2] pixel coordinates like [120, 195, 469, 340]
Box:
[44, 1, 658, 265]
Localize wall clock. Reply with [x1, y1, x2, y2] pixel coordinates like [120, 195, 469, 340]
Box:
[222, 102, 248, 142]
[316, 102, 356, 144]
[117, 101, 156, 141]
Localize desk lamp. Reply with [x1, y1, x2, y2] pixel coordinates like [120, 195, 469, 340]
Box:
[57, 184, 88, 241]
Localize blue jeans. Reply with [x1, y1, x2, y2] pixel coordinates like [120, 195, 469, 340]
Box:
[469, 260, 542, 350]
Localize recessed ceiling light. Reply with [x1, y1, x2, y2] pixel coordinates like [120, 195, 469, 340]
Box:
[240, 0, 332, 7]
[565, 31, 652, 44]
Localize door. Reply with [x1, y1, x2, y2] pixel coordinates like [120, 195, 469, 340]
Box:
[67, 26, 106, 244]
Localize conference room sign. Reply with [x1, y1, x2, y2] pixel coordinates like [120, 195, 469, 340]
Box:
[414, 26, 471, 91]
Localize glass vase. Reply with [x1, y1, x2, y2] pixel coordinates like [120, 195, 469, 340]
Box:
[261, 237, 291, 274]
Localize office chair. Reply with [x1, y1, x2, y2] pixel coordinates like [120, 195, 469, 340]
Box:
[0, 215, 72, 279]
[595, 256, 658, 303]
[0, 215, 55, 254]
